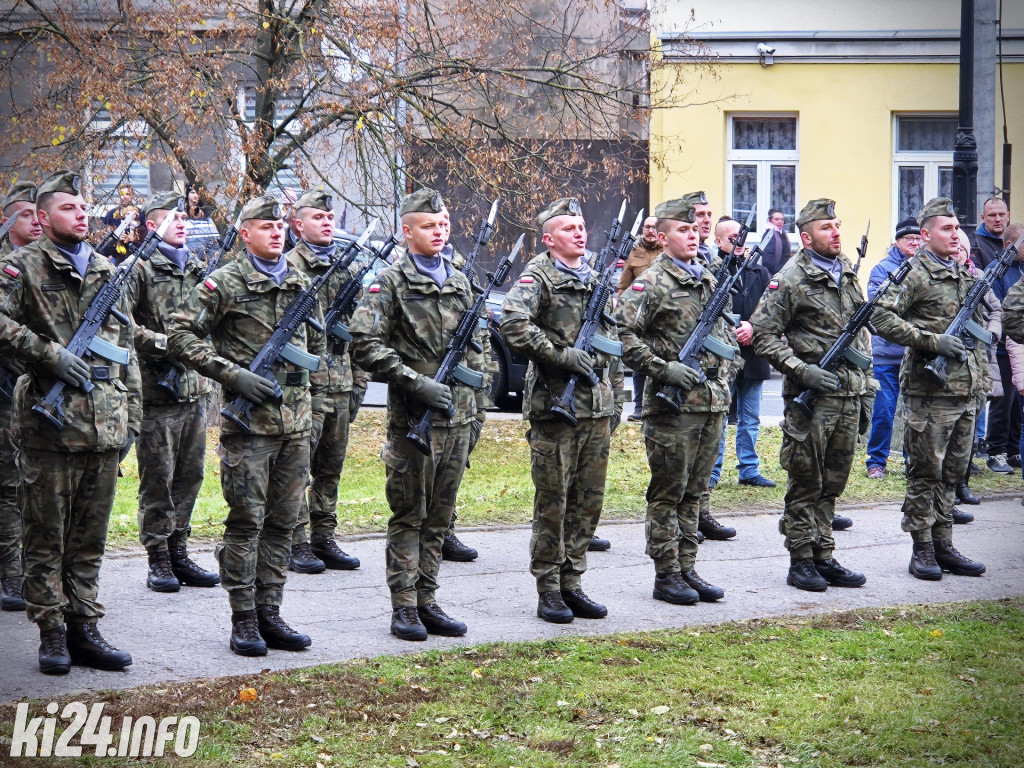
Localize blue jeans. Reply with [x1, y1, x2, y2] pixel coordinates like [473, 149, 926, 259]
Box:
[866, 361, 900, 470]
[712, 377, 764, 482]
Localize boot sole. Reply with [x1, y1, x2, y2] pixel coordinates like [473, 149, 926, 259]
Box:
[698, 529, 736, 541]
[262, 637, 312, 651]
[441, 550, 478, 562]
[421, 622, 468, 637]
[68, 651, 133, 671]
[288, 561, 326, 574]
[230, 638, 268, 657]
[820, 578, 866, 588]
[39, 659, 71, 675]
[564, 606, 607, 619]
[175, 577, 221, 587]
[316, 558, 361, 570]
[391, 626, 428, 641]
[1, 599, 26, 611]
[652, 588, 699, 606]
[146, 579, 180, 593]
[831, 522, 854, 531]
[587, 542, 611, 552]
[786, 576, 828, 592]
[938, 564, 987, 577]
[537, 609, 575, 624]
[909, 564, 943, 581]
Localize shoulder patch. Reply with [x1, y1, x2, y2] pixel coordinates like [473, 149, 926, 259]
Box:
[768, 280, 779, 290]
[368, 283, 381, 293]
[204, 278, 218, 291]
[3, 265, 20, 278]
[519, 275, 534, 284]
[631, 281, 645, 291]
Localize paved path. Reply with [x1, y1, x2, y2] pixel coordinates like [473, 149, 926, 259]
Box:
[2, 497, 1022, 702]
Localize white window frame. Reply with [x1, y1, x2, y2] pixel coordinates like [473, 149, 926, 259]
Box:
[84, 111, 150, 216]
[892, 113, 956, 226]
[725, 113, 799, 248]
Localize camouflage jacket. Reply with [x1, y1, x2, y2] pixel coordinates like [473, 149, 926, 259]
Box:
[871, 251, 989, 398]
[499, 252, 626, 422]
[166, 254, 328, 438]
[349, 250, 488, 429]
[1002, 278, 1024, 344]
[286, 240, 367, 396]
[750, 249, 873, 398]
[0, 234, 142, 451]
[0, 240, 12, 258]
[615, 254, 736, 414]
[125, 248, 213, 404]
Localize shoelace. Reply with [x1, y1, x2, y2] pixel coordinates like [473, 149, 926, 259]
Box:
[82, 625, 116, 652]
[42, 629, 65, 655]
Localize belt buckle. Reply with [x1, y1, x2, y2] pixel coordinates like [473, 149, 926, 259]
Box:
[92, 365, 110, 381]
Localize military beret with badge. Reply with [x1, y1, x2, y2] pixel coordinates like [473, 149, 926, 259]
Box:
[917, 197, 957, 226]
[239, 194, 283, 223]
[2, 180, 37, 210]
[536, 197, 583, 229]
[796, 198, 838, 228]
[36, 170, 82, 199]
[654, 197, 696, 223]
[399, 188, 445, 217]
[293, 188, 333, 213]
[141, 191, 184, 220]
[681, 190, 708, 207]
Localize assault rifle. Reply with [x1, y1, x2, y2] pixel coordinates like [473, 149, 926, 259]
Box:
[32, 206, 177, 430]
[655, 227, 775, 415]
[220, 219, 379, 432]
[853, 221, 870, 275]
[924, 232, 1024, 388]
[94, 211, 137, 259]
[714, 206, 756, 283]
[406, 234, 524, 455]
[549, 202, 640, 427]
[324, 234, 398, 345]
[461, 200, 498, 290]
[792, 255, 914, 417]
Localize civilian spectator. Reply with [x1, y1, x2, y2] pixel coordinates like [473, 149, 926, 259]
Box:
[760, 208, 793, 275]
[185, 185, 213, 220]
[100, 183, 143, 259]
[973, 197, 1009, 268]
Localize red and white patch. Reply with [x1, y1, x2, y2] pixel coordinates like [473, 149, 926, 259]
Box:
[204, 278, 218, 291]
[3, 265, 19, 278]
[368, 283, 381, 293]
[519, 276, 534, 284]
[631, 281, 645, 291]
[768, 279, 779, 290]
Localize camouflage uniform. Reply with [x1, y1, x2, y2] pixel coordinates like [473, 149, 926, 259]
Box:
[750, 249, 873, 560]
[349, 250, 488, 609]
[1003, 278, 1024, 344]
[125, 243, 212, 552]
[500, 253, 626, 593]
[0, 235, 142, 629]
[871, 251, 989, 542]
[0, 241, 22, 587]
[615, 253, 735, 573]
[286, 239, 365, 548]
[167, 254, 327, 612]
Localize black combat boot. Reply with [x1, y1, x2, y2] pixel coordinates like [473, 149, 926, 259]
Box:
[587, 534, 611, 552]
[786, 558, 828, 592]
[441, 532, 478, 562]
[951, 506, 975, 524]
[831, 514, 853, 531]
[934, 540, 986, 576]
[1, 575, 26, 611]
[146, 548, 180, 593]
[230, 610, 267, 656]
[169, 544, 220, 587]
[417, 603, 468, 636]
[311, 539, 360, 570]
[680, 570, 725, 601]
[537, 591, 575, 623]
[391, 606, 428, 640]
[560, 588, 607, 618]
[289, 542, 326, 574]
[256, 605, 312, 650]
[813, 558, 867, 587]
[66, 622, 132, 670]
[955, 481, 980, 506]
[652, 572, 700, 605]
[698, 510, 736, 541]
[909, 541, 943, 581]
[38, 626, 71, 675]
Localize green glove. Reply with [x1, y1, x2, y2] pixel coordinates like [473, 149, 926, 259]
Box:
[611, 403, 624, 435]
[349, 383, 367, 423]
[859, 396, 874, 436]
[233, 369, 276, 403]
[559, 347, 594, 377]
[119, 428, 138, 463]
[663, 361, 701, 390]
[935, 333, 966, 359]
[800, 364, 840, 393]
[411, 376, 453, 410]
[50, 347, 91, 387]
[469, 417, 484, 454]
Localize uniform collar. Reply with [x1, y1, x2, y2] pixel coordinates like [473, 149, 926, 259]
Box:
[287, 239, 333, 270]
[236, 250, 305, 290]
[148, 246, 198, 275]
[657, 251, 712, 287]
[539, 251, 593, 288]
[795, 248, 855, 284]
[37, 235, 113, 279]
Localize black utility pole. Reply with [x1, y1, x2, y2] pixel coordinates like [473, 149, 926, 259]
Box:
[952, 0, 978, 239]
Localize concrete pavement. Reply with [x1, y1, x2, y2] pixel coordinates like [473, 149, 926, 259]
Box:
[2, 495, 1021, 702]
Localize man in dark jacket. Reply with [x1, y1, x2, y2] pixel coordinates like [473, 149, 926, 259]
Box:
[973, 197, 1009, 268]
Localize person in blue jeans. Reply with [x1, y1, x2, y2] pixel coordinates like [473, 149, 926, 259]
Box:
[865, 219, 920, 479]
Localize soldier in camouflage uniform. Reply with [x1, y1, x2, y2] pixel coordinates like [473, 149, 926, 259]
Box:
[0, 171, 140, 673]
[500, 197, 627, 624]
[125, 192, 219, 594]
[999, 225, 1024, 349]
[751, 198, 870, 592]
[615, 197, 734, 605]
[349, 188, 487, 641]
[0, 180, 40, 612]
[284, 189, 362, 574]
[168, 194, 326, 657]
[871, 198, 989, 580]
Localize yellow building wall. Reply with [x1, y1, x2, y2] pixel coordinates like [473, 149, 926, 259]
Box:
[651, 60, 1024, 275]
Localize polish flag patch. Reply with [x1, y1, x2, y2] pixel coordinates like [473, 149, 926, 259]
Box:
[3, 265, 20, 278]
[519, 276, 534, 284]
[368, 283, 381, 293]
[204, 278, 218, 291]
[631, 281, 645, 291]
[768, 279, 779, 290]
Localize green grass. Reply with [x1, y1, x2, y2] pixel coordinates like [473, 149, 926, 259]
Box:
[4, 600, 1022, 767]
[107, 412, 1023, 548]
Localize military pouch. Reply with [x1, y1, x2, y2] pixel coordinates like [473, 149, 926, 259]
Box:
[591, 334, 622, 357]
[701, 335, 736, 361]
[280, 343, 321, 372]
[842, 346, 872, 370]
[274, 370, 310, 388]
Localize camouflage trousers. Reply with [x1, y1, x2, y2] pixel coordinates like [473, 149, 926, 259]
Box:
[217, 434, 310, 612]
[0, 399, 21, 579]
[644, 411, 725, 572]
[527, 417, 610, 593]
[901, 395, 975, 544]
[136, 400, 208, 551]
[381, 423, 470, 609]
[18, 448, 119, 630]
[778, 395, 860, 560]
[293, 391, 351, 546]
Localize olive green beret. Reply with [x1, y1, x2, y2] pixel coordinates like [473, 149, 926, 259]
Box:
[292, 188, 333, 212]
[2, 180, 36, 209]
[796, 198, 838, 228]
[537, 197, 583, 229]
[654, 198, 696, 223]
[681, 191, 708, 207]
[918, 197, 957, 225]
[36, 170, 82, 199]
[239, 194, 283, 222]
[399, 188, 445, 217]
[141, 191, 184, 221]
